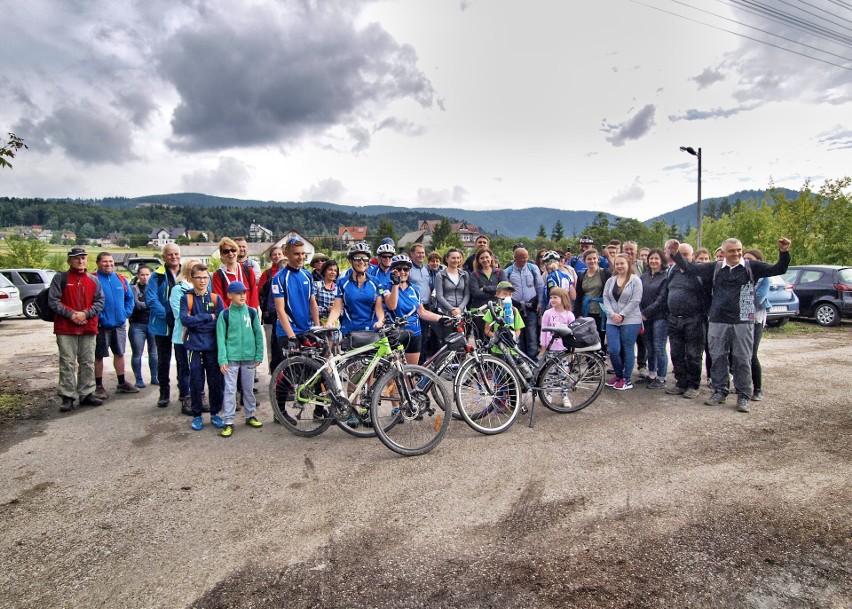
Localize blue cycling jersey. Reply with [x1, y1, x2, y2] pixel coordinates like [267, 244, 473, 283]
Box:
[272, 266, 315, 336]
[387, 284, 422, 336]
[337, 275, 381, 335]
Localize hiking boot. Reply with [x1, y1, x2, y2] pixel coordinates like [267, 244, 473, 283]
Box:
[683, 387, 700, 399]
[614, 378, 633, 391]
[94, 386, 109, 400]
[200, 396, 210, 413]
[737, 395, 751, 413]
[116, 382, 140, 394]
[180, 403, 193, 417]
[59, 397, 75, 412]
[210, 414, 225, 429]
[647, 378, 666, 389]
[220, 424, 234, 438]
[79, 394, 103, 407]
[751, 390, 764, 402]
[605, 376, 620, 388]
[245, 416, 263, 428]
[191, 416, 203, 431]
[157, 397, 169, 408]
[704, 392, 727, 406]
[665, 385, 686, 395]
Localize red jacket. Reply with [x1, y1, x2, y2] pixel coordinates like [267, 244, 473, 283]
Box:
[211, 265, 258, 309]
[50, 269, 105, 335]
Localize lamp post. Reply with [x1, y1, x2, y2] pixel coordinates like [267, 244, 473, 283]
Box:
[679, 146, 702, 251]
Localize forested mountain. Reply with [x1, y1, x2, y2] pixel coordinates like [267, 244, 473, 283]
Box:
[644, 188, 799, 230]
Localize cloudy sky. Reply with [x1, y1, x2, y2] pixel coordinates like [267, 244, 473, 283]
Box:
[2, 0, 851, 220]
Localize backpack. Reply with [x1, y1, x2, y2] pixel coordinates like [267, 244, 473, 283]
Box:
[185, 292, 219, 314]
[258, 272, 277, 324]
[504, 262, 537, 279]
[35, 272, 68, 322]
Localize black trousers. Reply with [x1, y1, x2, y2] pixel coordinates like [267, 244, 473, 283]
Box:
[155, 334, 174, 400]
[668, 314, 705, 391]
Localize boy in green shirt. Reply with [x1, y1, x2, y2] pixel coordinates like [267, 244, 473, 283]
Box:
[482, 281, 525, 355]
[217, 281, 265, 437]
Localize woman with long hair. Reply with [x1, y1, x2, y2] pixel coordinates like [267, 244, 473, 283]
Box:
[602, 253, 643, 390]
[468, 247, 506, 340]
[573, 248, 611, 351]
[640, 248, 669, 389]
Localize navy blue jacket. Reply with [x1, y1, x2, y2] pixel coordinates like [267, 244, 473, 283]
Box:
[179, 290, 224, 351]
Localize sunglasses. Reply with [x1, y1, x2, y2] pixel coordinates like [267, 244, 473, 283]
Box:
[396, 267, 411, 272]
[221, 248, 237, 254]
[351, 256, 370, 263]
[287, 238, 303, 245]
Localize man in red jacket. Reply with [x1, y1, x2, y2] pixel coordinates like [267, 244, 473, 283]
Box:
[48, 247, 106, 412]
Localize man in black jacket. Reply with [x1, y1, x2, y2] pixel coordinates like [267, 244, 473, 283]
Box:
[662, 242, 707, 399]
[667, 237, 791, 413]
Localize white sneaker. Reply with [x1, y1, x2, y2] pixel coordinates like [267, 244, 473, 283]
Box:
[562, 394, 572, 408]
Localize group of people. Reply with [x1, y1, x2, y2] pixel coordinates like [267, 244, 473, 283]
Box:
[48, 229, 792, 435]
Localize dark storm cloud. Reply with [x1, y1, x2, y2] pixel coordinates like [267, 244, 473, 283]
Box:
[159, 10, 435, 152]
[112, 89, 158, 128]
[15, 99, 137, 164]
[601, 104, 656, 147]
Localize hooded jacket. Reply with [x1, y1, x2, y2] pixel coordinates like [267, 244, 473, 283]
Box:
[97, 271, 134, 329]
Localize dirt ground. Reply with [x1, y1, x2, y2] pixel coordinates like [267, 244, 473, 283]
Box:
[0, 317, 849, 609]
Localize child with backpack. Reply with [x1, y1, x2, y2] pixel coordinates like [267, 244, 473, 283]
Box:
[216, 281, 264, 438]
[179, 263, 225, 431]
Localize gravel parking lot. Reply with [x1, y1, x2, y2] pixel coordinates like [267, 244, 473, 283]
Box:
[0, 318, 849, 609]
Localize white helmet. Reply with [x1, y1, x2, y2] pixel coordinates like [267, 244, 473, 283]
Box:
[376, 242, 396, 256]
[390, 254, 412, 269]
[347, 242, 372, 258]
[543, 250, 561, 263]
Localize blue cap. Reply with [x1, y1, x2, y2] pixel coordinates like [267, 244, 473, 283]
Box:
[380, 237, 395, 245]
[227, 281, 247, 294]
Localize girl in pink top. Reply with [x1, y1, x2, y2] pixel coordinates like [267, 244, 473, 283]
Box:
[539, 287, 575, 359]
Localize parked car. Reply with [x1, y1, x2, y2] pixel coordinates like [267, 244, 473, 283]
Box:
[0, 268, 55, 319]
[764, 275, 799, 327]
[782, 265, 852, 327]
[125, 257, 163, 283]
[0, 273, 23, 322]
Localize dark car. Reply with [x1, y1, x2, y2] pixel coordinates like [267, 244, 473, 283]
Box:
[782, 265, 852, 326]
[764, 275, 799, 327]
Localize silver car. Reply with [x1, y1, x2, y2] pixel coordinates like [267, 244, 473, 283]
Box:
[0, 273, 23, 321]
[0, 268, 55, 319]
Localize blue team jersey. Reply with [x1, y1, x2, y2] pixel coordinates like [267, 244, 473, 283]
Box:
[368, 265, 394, 292]
[272, 266, 315, 336]
[337, 276, 381, 335]
[386, 284, 422, 336]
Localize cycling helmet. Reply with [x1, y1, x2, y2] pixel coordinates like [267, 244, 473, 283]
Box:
[390, 254, 412, 269]
[579, 235, 595, 245]
[542, 250, 561, 263]
[376, 242, 396, 256]
[347, 241, 372, 258]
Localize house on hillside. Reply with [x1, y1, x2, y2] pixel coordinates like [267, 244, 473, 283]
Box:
[399, 219, 481, 250]
[336, 226, 367, 248]
[61, 231, 77, 241]
[35, 229, 54, 242]
[186, 230, 215, 243]
[270, 229, 316, 262]
[149, 227, 187, 248]
[248, 221, 274, 242]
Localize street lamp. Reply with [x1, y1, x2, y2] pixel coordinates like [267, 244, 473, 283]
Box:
[680, 146, 702, 251]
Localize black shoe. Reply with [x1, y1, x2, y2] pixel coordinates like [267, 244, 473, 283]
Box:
[79, 394, 103, 407]
[751, 390, 763, 401]
[157, 396, 170, 408]
[737, 395, 751, 413]
[60, 397, 75, 412]
[704, 392, 727, 406]
[180, 403, 193, 417]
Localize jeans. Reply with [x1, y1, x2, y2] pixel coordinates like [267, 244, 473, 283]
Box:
[668, 314, 705, 390]
[174, 344, 190, 399]
[707, 322, 754, 398]
[751, 323, 763, 392]
[644, 318, 669, 379]
[518, 307, 540, 361]
[606, 322, 641, 380]
[635, 331, 647, 371]
[129, 323, 158, 385]
[188, 348, 222, 417]
[222, 361, 257, 424]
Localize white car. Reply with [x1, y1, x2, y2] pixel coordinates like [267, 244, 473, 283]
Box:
[0, 273, 23, 321]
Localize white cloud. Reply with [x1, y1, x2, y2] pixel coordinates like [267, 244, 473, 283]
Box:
[181, 157, 251, 195]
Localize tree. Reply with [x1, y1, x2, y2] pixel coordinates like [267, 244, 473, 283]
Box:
[431, 219, 452, 249]
[0, 133, 27, 170]
[0, 235, 48, 267]
[537, 224, 547, 239]
[372, 218, 398, 250]
[176, 235, 190, 246]
[550, 220, 564, 241]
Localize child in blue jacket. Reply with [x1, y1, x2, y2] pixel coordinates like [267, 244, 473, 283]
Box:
[179, 263, 225, 431]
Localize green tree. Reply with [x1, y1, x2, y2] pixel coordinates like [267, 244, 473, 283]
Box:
[0, 133, 27, 170]
[550, 219, 564, 241]
[431, 219, 452, 249]
[176, 235, 190, 246]
[536, 224, 547, 238]
[372, 218, 398, 250]
[0, 235, 48, 267]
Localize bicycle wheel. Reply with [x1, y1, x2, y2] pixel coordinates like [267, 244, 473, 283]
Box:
[454, 355, 522, 435]
[333, 354, 381, 438]
[370, 365, 452, 457]
[537, 352, 605, 413]
[269, 355, 333, 437]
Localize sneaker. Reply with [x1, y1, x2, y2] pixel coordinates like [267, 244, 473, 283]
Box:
[737, 395, 751, 413]
[94, 386, 109, 400]
[614, 378, 633, 391]
[313, 406, 328, 420]
[562, 395, 572, 409]
[135, 380, 146, 389]
[220, 424, 233, 438]
[59, 397, 75, 412]
[210, 414, 225, 429]
[704, 392, 727, 406]
[751, 390, 764, 402]
[79, 393, 103, 407]
[665, 385, 686, 395]
[637, 367, 649, 379]
[605, 376, 620, 388]
[191, 416, 203, 431]
[346, 414, 360, 428]
[647, 378, 666, 389]
[116, 382, 140, 394]
[151, 379, 160, 386]
[683, 387, 700, 399]
[245, 416, 263, 428]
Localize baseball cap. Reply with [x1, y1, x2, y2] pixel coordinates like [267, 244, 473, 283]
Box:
[227, 281, 247, 294]
[495, 281, 515, 291]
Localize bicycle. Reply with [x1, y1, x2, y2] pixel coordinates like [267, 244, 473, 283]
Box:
[269, 317, 453, 456]
[453, 301, 604, 434]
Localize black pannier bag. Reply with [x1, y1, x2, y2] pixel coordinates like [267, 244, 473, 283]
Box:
[564, 317, 598, 348]
[443, 331, 468, 352]
[341, 331, 379, 351]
